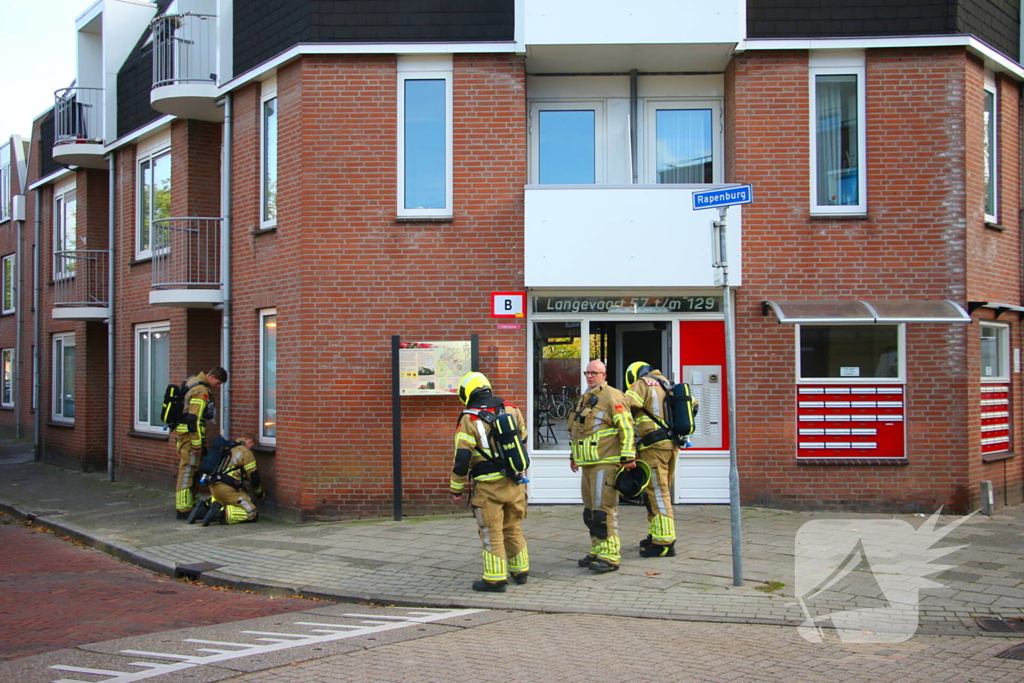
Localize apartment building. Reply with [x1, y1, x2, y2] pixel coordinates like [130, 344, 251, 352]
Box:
[4, 0, 1022, 519]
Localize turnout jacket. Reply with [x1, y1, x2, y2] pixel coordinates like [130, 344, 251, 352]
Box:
[624, 369, 676, 449]
[175, 372, 212, 449]
[569, 382, 636, 466]
[219, 443, 262, 492]
[450, 398, 528, 494]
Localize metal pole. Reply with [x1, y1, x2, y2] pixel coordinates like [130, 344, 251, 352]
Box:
[716, 205, 744, 587]
[107, 153, 116, 481]
[392, 335, 402, 521]
[220, 93, 233, 437]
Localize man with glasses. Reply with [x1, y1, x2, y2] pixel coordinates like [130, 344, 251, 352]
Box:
[569, 360, 636, 572]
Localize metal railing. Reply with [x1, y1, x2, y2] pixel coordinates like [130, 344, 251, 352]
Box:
[151, 217, 222, 290]
[53, 250, 110, 309]
[54, 87, 104, 145]
[151, 13, 218, 88]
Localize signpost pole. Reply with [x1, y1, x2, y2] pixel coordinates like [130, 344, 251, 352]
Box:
[391, 335, 403, 521]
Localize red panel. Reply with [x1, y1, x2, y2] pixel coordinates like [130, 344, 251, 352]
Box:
[980, 383, 1011, 454]
[796, 385, 905, 459]
[679, 320, 728, 451]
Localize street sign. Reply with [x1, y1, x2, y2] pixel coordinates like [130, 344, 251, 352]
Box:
[692, 185, 753, 211]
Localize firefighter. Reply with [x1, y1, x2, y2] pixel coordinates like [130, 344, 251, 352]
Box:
[174, 366, 228, 518]
[569, 360, 636, 573]
[623, 361, 679, 557]
[450, 372, 530, 593]
[194, 432, 264, 525]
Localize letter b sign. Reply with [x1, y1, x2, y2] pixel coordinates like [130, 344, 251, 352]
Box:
[491, 292, 525, 318]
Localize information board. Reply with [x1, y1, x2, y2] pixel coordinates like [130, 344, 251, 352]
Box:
[398, 340, 473, 396]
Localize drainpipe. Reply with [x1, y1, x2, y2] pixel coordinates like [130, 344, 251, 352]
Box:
[107, 153, 115, 481]
[33, 191, 41, 461]
[15, 200, 22, 439]
[220, 93, 232, 436]
[630, 69, 638, 184]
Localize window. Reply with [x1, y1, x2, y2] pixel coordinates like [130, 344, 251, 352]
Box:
[135, 322, 170, 431]
[980, 323, 1009, 380]
[2, 254, 14, 314]
[0, 163, 9, 223]
[1, 349, 12, 408]
[531, 102, 604, 184]
[397, 56, 452, 217]
[260, 309, 277, 444]
[810, 52, 866, 215]
[137, 139, 172, 258]
[261, 77, 278, 227]
[646, 100, 722, 184]
[52, 333, 75, 422]
[54, 182, 77, 279]
[984, 73, 998, 222]
[798, 325, 901, 380]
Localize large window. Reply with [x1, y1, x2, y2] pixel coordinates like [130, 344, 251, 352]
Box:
[984, 73, 998, 222]
[135, 322, 170, 431]
[54, 182, 77, 279]
[980, 323, 1009, 380]
[532, 321, 584, 451]
[2, 254, 14, 314]
[52, 333, 75, 422]
[0, 163, 9, 223]
[1, 348, 12, 408]
[646, 101, 721, 184]
[810, 52, 866, 215]
[397, 57, 452, 217]
[531, 103, 603, 184]
[260, 309, 277, 443]
[799, 325, 900, 380]
[138, 141, 172, 258]
[261, 77, 278, 227]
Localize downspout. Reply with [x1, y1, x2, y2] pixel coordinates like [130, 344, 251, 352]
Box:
[630, 69, 638, 184]
[33, 191, 41, 461]
[15, 198, 23, 439]
[220, 93, 232, 436]
[107, 153, 115, 481]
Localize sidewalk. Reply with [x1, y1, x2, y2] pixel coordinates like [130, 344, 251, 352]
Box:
[3, 437, 1023, 636]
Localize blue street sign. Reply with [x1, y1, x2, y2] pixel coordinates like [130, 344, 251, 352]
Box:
[692, 184, 753, 210]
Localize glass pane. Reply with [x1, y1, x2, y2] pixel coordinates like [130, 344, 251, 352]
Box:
[984, 90, 995, 216]
[656, 109, 713, 183]
[64, 197, 77, 252]
[137, 331, 150, 422]
[800, 326, 898, 379]
[152, 153, 172, 224]
[981, 326, 1005, 378]
[262, 314, 277, 439]
[263, 97, 278, 222]
[538, 110, 595, 184]
[404, 79, 446, 210]
[62, 343, 75, 418]
[3, 256, 13, 311]
[139, 159, 151, 252]
[2, 350, 11, 405]
[54, 338, 63, 417]
[815, 74, 859, 206]
[532, 322, 582, 451]
[150, 329, 169, 426]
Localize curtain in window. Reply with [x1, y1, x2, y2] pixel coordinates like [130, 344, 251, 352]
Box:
[656, 109, 712, 183]
[815, 75, 858, 206]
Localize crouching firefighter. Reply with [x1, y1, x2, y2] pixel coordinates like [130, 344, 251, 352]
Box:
[450, 372, 530, 593]
[190, 433, 264, 526]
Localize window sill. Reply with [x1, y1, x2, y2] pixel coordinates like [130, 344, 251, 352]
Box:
[47, 420, 75, 429]
[985, 221, 1005, 232]
[253, 443, 276, 456]
[251, 226, 277, 236]
[809, 213, 870, 221]
[797, 457, 908, 466]
[128, 256, 153, 266]
[0, 405, 13, 411]
[128, 429, 172, 441]
[395, 216, 454, 224]
[982, 451, 1016, 464]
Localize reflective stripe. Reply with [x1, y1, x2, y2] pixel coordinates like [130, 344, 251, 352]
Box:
[473, 472, 505, 482]
[482, 550, 507, 582]
[509, 547, 529, 573]
[474, 508, 492, 552]
[650, 514, 675, 544]
[450, 480, 465, 490]
[244, 461, 257, 472]
[226, 505, 249, 524]
[592, 536, 621, 563]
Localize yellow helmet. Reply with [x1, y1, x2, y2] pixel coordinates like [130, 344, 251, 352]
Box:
[625, 362, 652, 387]
[458, 372, 491, 405]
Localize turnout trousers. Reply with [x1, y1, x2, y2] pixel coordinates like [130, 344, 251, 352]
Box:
[640, 445, 677, 546]
[471, 476, 529, 583]
[580, 462, 621, 565]
[210, 482, 259, 524]
[175, 432, 200, 513]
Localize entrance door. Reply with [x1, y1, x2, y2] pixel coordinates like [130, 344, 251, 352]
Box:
[616, 323, 671, 384]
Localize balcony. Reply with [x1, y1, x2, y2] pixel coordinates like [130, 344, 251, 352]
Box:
[524, 185, 743, 288]
[150, 13, 222, 122]
[150, 217, 223, 307]
[52, 87, 108, 169]
[53, 250, 111, 320]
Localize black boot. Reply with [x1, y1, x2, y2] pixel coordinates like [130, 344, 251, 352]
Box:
[511, 572, 528, 585]
[639, 542, 676, 558]
[472, 579, 507, 592]
[577, 554, 597, 567]
[187, 500, 210, 525]
[639, 535, 653, 548]
[201, 501, 224, 527]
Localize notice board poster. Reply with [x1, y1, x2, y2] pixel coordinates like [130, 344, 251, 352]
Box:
[399, 340, 473, 395]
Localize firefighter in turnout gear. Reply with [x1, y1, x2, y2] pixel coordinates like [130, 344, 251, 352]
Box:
[174, 366, 228, 518]
[450, 372, 530, 593]
[569, 360, 636, 573]
[194, 433, 263, 525]
[624, 361, 679, 557]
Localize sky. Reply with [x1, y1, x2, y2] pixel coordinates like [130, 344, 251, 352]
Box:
[0, 0, 92, 138]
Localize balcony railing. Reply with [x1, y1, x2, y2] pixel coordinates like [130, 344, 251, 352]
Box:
[53, 250, 110, 317]
[54, 87, 104, 146]
[151, 13, 217, 88]
[151, 217, 222, 306]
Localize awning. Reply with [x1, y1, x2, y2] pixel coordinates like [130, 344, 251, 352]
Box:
[967, 301, 1024, 318]
[762, 300, 972, 324]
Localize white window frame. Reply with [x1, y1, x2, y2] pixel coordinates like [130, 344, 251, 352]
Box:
[134, 321, 171, 433]
[528, 100, 607, 185]
[54, 180, 77, 280]
[984, 72, 998, 224]
[795, 323, 905, 383]
[260, 76, 278, 229]
[259, 308, 277, 445]
[2, 253, 14, 315]
[52, 332, 75, 423]
[397, 56, 453, 218]
[0, 163, 10, 223]
[643, 99, 723, 184]
[809, 51, 867, 216]
[136, 133, 172, 260]
[1, 348, 13, 408]
[980, 322, 1010, 381]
